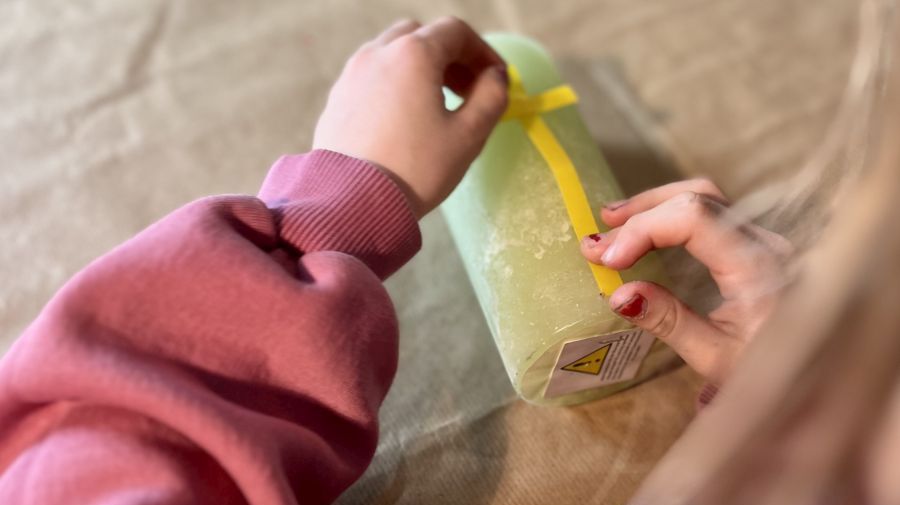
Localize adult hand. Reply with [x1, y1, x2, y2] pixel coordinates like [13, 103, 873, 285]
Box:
[581, 179, 793, 385]
[313, 17, 508, 218]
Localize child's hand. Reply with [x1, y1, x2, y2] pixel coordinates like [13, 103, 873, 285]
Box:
[313, 18, 509, 218]
[581, 180, 793, 385]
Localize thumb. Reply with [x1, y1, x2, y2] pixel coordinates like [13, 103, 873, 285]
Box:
[609, 281, 735, 384]
[456, 65, 508, 141]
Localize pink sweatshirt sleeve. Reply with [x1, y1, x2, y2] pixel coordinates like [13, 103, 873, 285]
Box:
[0, 150, 421, 504]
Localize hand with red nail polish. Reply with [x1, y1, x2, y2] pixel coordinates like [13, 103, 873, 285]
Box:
[580, 179, 794, 385]
[314, 17, 508, 218]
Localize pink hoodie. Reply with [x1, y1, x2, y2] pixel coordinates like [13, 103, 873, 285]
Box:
[0, 150, 421, 504]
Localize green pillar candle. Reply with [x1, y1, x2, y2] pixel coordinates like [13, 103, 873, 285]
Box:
[442, 33, 680, 406]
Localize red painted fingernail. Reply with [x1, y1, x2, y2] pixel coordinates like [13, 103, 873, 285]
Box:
[604, 200, 627, 211]
[614, 294, 647, 319]
[494, 65, 509, 86]
[587, 233, 605, 242]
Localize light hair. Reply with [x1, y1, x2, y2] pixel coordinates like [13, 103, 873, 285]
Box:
[630, 0, 900, 503]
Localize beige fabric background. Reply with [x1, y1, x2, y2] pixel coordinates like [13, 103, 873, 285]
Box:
[0, 1, 858, 503]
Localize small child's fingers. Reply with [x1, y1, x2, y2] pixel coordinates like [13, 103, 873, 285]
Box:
[580, 228, 620, 265]
[414, 17, 502, 71]
[455, 65, 508, 141]
[373, 19, 421, 46]
[600, 178, 729, 228]
[609, 281, 734, 384]
[599, 192, 776, 299]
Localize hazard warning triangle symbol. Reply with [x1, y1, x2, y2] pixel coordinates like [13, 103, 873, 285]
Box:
[561, 344, 611, 375]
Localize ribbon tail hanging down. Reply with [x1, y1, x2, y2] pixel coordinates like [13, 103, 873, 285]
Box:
[504, 66, 623, 296]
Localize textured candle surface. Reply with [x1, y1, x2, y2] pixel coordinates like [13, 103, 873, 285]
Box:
[442, 34, 680, 405]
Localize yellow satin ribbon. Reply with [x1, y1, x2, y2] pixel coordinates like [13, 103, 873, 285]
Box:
[503, 66, 623, 296]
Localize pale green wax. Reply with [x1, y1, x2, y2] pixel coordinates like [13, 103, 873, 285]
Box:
[442, 34, 679, 405]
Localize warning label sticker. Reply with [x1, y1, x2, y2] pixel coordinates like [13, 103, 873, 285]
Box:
[561, 344, 611, 375]
[544, 329, 654, 398]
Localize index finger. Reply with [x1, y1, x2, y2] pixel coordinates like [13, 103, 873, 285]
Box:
[594, 192, 784, 300]
[413, 17, 503, 71]
[601, 178, 729, 228]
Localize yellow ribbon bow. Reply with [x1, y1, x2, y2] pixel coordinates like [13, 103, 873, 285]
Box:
[503, 66, 623, 296]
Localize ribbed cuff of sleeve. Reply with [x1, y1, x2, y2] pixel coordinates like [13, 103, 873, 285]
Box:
[258, 149, 421, 279]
